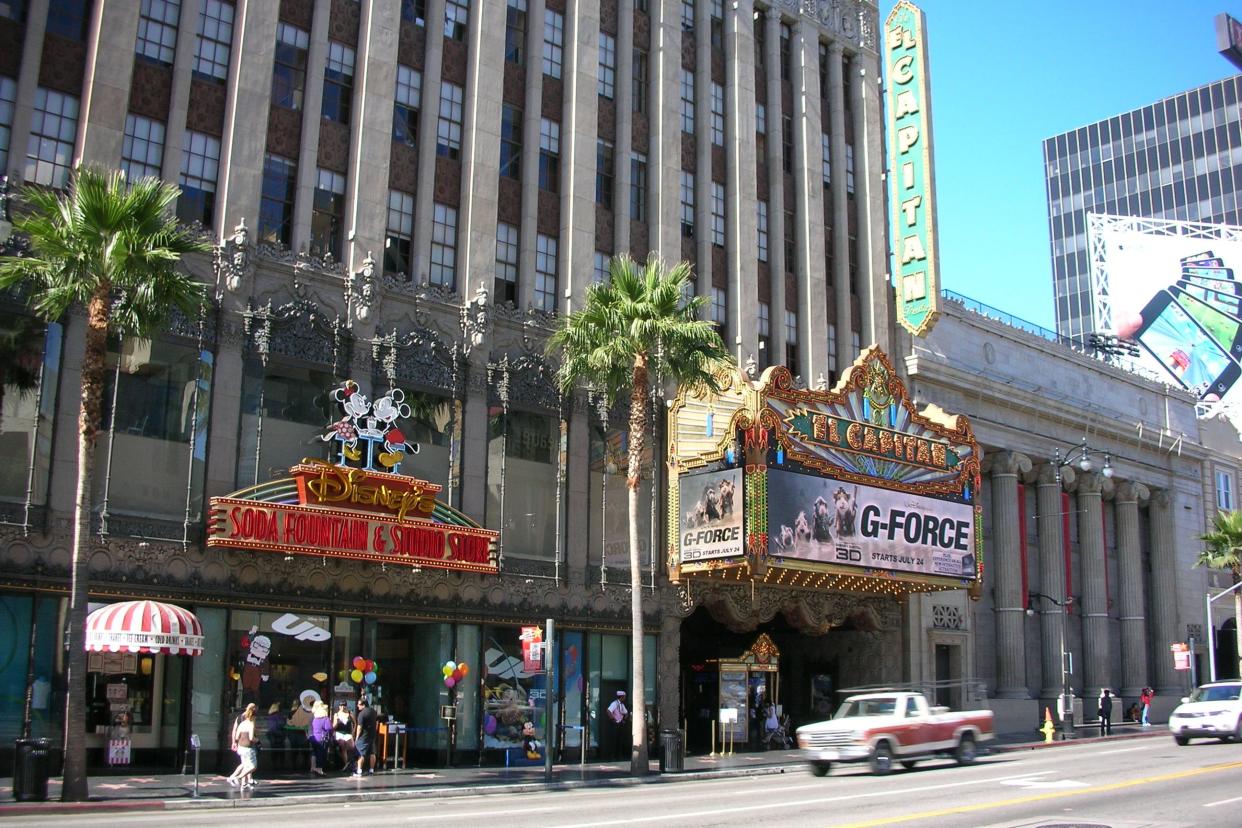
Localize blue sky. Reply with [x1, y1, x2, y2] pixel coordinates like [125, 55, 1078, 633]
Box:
[884, 1, 1240, 330]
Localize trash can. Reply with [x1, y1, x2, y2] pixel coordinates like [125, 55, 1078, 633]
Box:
[658, 729, 683, 773]
[13, 738, 50, 802]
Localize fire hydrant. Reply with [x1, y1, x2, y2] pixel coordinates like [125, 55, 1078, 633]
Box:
[1040, 707, 1056, 743]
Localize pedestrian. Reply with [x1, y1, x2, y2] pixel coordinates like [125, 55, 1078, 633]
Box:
[230, 703, 259, 789]
[1098, 689, 1113, 736]
[1140, 686, 1154, 726]
[606, 690, 629, 760]
[354, 696, 379, 776]
[309, 700, 331, 776]
[332, 701, 356, 771]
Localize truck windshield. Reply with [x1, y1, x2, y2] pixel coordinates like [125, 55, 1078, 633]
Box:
[835, 697, 897, 718]
[1189, 684, 1242, 702]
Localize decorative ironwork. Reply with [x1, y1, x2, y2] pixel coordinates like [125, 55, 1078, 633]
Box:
[214, 219, 253, 297]
[931, 604, 967, 631]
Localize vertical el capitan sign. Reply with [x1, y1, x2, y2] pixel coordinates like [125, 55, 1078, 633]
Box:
[886, 1, 940, 338]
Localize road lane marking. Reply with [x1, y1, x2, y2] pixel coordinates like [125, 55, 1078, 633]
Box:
[1204, 794, 1242, 807]
[831, 759, 1242, 827]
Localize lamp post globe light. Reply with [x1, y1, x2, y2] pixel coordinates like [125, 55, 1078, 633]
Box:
[1053, 437, 1113, 483]
[1028, 592, 1074, 737]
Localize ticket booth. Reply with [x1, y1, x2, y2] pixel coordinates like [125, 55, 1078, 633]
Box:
[704, 634, 781, 751]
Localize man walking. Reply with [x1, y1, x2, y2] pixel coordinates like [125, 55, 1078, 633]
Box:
[354, 696, 379, 776]
[1098, 689, 1113, 736]
[606, 690, 629, 760]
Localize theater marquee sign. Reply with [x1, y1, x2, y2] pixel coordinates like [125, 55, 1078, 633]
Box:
[209, 381, 499, 573]
[667, 348, 980, 597]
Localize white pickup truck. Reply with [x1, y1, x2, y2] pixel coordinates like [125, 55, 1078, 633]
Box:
[796, 691, 994, 776]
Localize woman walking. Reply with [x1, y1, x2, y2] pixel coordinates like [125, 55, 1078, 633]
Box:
[332, 701, 356, 771]
[309, 700, 331, 776]
[231, 703, 259, 789]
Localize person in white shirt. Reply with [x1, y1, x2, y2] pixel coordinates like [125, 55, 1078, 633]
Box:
[606, 690, 628, 760]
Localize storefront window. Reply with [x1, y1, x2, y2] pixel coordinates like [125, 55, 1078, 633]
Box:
[85, 602, 159, 736]
[0, 595, 32, 742]
[0, 312, 60, 507]
[95, 337, 213, 521]
[374, 621, 451, 754]
[237, 361, 339, 486]
[560, 630, 584, 755]
[486, 408, 561, 561]
[588, 424, 653, 570]
[482, 624, 545, 755]
[190, 606, 227, 752]
[454, 623, 480, 751]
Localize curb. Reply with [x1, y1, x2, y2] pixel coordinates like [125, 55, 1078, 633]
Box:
[990, 728, 1167, 753]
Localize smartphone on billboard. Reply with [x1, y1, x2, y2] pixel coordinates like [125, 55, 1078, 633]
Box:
[1175, 278, 1242, 318]
[1180, 250, 1220, 264]
[1167, 285, 1242, 359]
[1182, 265, 1236, 281]
[1129, 290, 1241, 400]
[1182, 272, 1242, 297]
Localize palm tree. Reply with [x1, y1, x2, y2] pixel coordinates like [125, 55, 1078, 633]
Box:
[1199, 510, 1242, 680]
[547, 254, 732, 774]
[0, 167, 208, 801]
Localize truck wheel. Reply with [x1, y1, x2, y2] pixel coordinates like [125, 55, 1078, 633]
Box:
[869, 742, 894, 775]
[1174, 734, 1190, 746]
[954, 734, 977, 765]
[808, 761, 831, 777]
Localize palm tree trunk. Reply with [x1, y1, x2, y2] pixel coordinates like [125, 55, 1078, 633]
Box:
[61, 286, 109, 802]
[627, 354, 650, 776]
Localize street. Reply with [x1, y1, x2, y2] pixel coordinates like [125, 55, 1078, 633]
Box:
[8, 737, 1242, 827]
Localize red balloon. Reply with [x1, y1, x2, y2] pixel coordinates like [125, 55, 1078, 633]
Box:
[366, 659, 375, 672]
[452, 669, 463, 681]
[241, 636, 250, 649]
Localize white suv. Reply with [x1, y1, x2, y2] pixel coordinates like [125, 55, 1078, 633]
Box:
[1169, 681, 1242, 745]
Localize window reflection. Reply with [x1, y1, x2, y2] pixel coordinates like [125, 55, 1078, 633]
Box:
[237, 361, 338, 486]
[588, 423, 653, 569]
[0, 311, 57, 506]
[486, 408, 561, 561]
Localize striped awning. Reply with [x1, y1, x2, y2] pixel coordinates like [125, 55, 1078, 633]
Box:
[85, 600, 204, 656]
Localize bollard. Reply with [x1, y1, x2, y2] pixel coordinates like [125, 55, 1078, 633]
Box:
[190, 734, 201, 798]
[710, 720, 717, 757]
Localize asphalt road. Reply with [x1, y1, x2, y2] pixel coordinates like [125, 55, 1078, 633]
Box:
[11, 736, 1242, 827]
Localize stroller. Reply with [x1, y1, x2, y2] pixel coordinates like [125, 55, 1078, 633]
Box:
[763, 714, 794, 750]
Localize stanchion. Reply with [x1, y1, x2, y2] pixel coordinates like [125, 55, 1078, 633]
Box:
[190, 734, 200, 798]
[710, 720, 717, 757]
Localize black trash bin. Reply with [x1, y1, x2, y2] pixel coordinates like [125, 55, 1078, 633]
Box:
[658, 729, 683, 773]
[13, 738, 50, 802]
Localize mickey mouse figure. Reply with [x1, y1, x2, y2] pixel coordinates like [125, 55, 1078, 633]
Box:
[372, 388, 420, 470]
[323, 380, 371, 462]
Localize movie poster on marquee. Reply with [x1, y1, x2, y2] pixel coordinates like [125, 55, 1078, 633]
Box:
[678, 468, 744, 563]
[766, 470, 976, 580]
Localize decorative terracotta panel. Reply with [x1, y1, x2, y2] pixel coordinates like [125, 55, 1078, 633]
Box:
[317, 119, 350, 173]
[537, 190, 559, 236]
[186, 78, 226, 136]
[266, 106, 302, 158]
[0, 18, 23, 78]
[441, 39, 467, 86]
[328, 0, 360, 44]
[497, 177, 521, 225]
[541, 77, 562, 119]
[600, 0, 618, 31]
[388, 142, 418, 193]
[434, 156, 461, 206]
[38, 35, 85, 96]
[758, 263, 771, 299]
[712, 247, 727, 287]
[280, 0, 313, 29]
[128, 61, 173, 121]
[595, 208, 613, 247]
[503, 64, 525, 106]
[597, 98, 615, 141]
[630, 221, 647, 257]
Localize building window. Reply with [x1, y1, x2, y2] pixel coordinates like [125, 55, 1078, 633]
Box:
[47, 0, 88, 40]
[193, 0, 233, 83]
[845, 143, 855, 194]
[444, 0, 468, 41]
[437, 81, 464, 159]
[596, 139, 614, 208]
[539, 117, 560, 192]
[710, 83, 724, 146]
[0, 76, 15, 172]
[121, 114, 165, 180]
[593, 251, 610, 284]
[710, 181, 725, 247]
[680, 0, 694, 31]
[758, 302, 771, 367]
[25, 88, 78, 188]
[393, 64, 421, 149]
[500, 104, 522, 179]
[505, 0, 526, 64]
[598, 32, 616, 99]
[271, 22, 309, 110]
[430, 203, 458, 289]
[542, 10, 564, 79]
[535, 233, 558, 313]
[757, 200, 769, 262]
[1218, 470, 1235, 511]
[630, 152, 647, 222]
[401, 0, 425, 27]
[632, 48, 647, 114]
[785, 309, 798, 375]
[259, 153, 296, 246]
[711, 0, 724, 48]
[0, 1, 22, 22]
[756, 102, 766, 135]
[782, 115, 792, 173]
[177, 130, 219, 227]
[680, 171, 695, 238]
[310, 168, 345, 259]
[385, 189, 414, 279]
[136, 0, 180, 66]
[784, 209, 795, 271]
[680, 69, 695, 134]
[710, 286, 727, 327]
[495, 222, 519, 305]
[827, 323, 837, 374]
[779, 22, 791, 81]
[822, 133, 831, 187]
[322, 41, 355, 124]
[851, 329, 860, 357]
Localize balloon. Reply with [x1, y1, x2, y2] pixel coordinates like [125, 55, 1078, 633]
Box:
[459, 663, 469, 676]
[441, 665, 453, 677]
[445, 660, 457, 671]
[353, 656, 365, 670]
[365, 671, 377, 685]
[444, 677, 456, 688]
[338, 669, 347, 681]
[452, 669, 464, 682]
[484, 714, 497, 735]
[366, 660, 375, 672]
[351, 668, 364, 683]
[241, 636, 250, 649]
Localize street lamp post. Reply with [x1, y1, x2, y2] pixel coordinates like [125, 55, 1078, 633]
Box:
[1052, 437, 1113, 485]
[1205, 580, 1242, 683]
[1028, 592, 1075, 738]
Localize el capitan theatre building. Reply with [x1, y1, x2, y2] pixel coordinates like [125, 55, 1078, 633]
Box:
[666, 348, 982, 753]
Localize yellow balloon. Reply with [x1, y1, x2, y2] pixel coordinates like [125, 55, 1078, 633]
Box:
[350, 668, 364, 683]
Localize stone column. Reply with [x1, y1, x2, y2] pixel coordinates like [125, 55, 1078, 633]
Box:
[613, 0, 634, 255]
[826, 42, 850, 367]
[763, 7, 786, 363]
[849, 53, 875, 348]
[990, 451, 1032, 698]
[1075, 471, 1113, 700]
[1149, 490, 1181, 693]
[160, 0, 205, 184]
[1033, 463, 1073, 699]
[657, 613, 683, 733]
[1114, 481, 1151, 698]
[290, 0, 333, 251]
[794, 20, 827, 383]
[75, 1, 141, 167]
[726, 0, 758, 366]
[7, 0, 49, 181]
[412, 0, 449, 285]
[693, 0, 711, 307]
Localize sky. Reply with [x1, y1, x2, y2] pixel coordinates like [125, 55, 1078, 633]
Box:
[881, 1, 1242, 330]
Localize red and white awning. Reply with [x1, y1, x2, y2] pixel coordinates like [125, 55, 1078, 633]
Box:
[85, 600, 204, 656]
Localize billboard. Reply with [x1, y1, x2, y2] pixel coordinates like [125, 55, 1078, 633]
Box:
[766, 469, 976, 580]
[1089, 213, 1242, 413]
[677, 467, 744, 564]
[1216, 13, 1242, 71]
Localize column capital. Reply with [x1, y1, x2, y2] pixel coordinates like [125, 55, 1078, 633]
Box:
[1113, 481, 1150, 505]
[1030, 462, 1074, 490]
[1071, 471, 1113, 498]
[828, 40, 845, 57]
[983, 451, 1031, 478]
[765, 5, 781, 21]
[1150, 489, 1173, 511]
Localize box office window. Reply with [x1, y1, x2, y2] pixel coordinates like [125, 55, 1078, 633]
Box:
[588, 423, 653, 570]
[0, 312, 59, 507]
[486, 409, 561, 561]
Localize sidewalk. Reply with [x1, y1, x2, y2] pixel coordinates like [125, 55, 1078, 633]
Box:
[0, 725, 1168, 816]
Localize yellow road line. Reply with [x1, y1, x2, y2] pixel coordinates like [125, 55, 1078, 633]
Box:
[834, 760, 1242, 827]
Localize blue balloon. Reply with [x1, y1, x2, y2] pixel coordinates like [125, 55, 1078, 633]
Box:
[364, 670, 377, 684]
